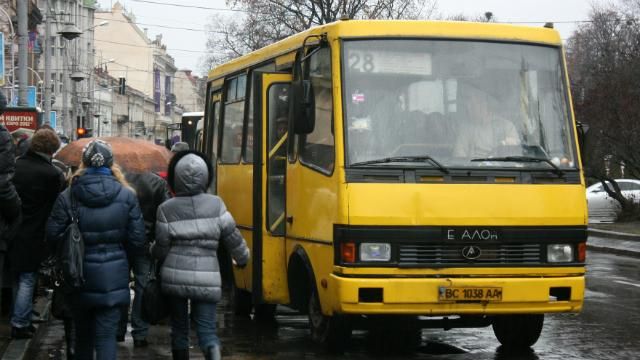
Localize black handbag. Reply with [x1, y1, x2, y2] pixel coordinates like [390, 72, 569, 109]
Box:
[141, 261, 169, 324]
[58, 190, 85, 290]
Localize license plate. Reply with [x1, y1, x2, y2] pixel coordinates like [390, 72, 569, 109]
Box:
[438, 287, 503, 301]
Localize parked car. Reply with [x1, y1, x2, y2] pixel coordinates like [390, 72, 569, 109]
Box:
[586, 179, 640, 223]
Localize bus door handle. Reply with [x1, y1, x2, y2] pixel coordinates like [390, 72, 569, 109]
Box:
[286, 216, 294, 225]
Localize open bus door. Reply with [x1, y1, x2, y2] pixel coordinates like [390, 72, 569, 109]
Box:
[246, 72, 292, 313]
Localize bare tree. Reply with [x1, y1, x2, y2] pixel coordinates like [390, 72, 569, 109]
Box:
[566, 2, 640, 218]
[200, 0, 437, 70]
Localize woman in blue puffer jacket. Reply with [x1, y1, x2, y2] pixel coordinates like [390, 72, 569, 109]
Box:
[47, 139, 145, 360]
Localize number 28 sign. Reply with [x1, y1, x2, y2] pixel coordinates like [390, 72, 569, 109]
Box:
[346, 49, 432, 76]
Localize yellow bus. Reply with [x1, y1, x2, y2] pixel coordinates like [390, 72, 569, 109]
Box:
[202, 19, 587, 351]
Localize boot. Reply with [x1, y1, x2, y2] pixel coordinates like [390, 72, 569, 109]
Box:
[172, 349, 189, 360]
[63, 318, 76, 360]
[204, 345, 221, 360]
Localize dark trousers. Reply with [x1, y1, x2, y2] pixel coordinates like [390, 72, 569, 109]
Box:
[74, 305, 121, 360]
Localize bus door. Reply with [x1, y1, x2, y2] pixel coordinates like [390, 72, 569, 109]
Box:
[254, 72, 292, 304]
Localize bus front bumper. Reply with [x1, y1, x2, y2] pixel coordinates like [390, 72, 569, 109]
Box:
[329, 274, 584, 315]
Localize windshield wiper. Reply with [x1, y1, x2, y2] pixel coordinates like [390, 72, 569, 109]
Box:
[470, 156, 564, 176]
[351, 155, 449, 174]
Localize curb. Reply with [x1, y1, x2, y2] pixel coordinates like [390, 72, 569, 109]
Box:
[1, 294, 52, 360]
[588, 228, 640, 241]
[586, 243, 640, 258]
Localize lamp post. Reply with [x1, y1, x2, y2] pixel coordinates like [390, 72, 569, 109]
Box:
[0, 7, 15, 102]
[57, 19, 109, 138]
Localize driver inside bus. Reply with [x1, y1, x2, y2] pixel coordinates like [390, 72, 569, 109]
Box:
[453, 84, 520, 159]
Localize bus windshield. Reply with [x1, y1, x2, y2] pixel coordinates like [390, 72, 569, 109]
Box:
[343, 39, 576, 170]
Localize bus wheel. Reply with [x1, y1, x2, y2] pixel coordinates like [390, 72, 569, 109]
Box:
[308, 287, 352, 352]
[492, 314, 544, 349]
[231, 283, 253, 318]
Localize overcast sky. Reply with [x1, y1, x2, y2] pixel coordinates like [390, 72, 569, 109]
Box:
[96, 0, 598, 76]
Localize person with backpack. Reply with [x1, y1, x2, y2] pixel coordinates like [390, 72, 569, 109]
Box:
[153, 150, 249, 360]
[47, 139, 145, 359]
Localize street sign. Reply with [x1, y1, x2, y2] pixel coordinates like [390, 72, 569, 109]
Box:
[10, 86, 38, 107]
[50, 111, 57, 130]
[27, 86, 36, 107]
[0, 33, 4, 86]
[0, 107, 38, 132]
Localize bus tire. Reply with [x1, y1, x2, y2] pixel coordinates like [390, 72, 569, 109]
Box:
[231, 283, 253, 318]
[492, 314, 544, 349]
[308, 286, 352, 352]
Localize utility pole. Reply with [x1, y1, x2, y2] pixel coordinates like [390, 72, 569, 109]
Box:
[44, 1, 52, 124]
[17, 0, 28, 106]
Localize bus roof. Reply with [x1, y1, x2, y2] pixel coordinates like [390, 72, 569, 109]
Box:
[182, 112, 204, 117]
[207, 19, 562, 81]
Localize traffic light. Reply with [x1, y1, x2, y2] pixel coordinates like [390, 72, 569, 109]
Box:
[118, 77, 126, 95]
[76, 127, 87, 138]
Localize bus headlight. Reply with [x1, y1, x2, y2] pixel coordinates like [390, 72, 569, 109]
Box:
[547, 244, 573, 263]
[360, 243, 391, 262]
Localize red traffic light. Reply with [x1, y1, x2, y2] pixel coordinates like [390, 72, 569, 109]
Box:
[76, 127, 87, 136]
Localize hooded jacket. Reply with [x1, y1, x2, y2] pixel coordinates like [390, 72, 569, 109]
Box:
[153, 151, 249, 302]
[46, 168, 145, 307]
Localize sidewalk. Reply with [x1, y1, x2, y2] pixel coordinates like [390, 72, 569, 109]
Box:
[0, 292, 51, 360]
[588, 226, 640, 258]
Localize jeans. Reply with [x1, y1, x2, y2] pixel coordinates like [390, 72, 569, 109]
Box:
[11, 272, 37, 328]
[169, 296, 220, 352]
[117, 255, 151, 340]
[74, 305, 121, 360]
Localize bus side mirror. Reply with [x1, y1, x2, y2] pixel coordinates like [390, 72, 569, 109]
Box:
[165, 138, 171, 150]
[577, 121, 589, 159]
[290, 51, 315, 135]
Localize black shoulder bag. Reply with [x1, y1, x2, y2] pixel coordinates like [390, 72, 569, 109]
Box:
[141, 260, 169, 324]
[58, 189, 85, 290]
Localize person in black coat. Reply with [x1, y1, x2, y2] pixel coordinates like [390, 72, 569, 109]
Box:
[46, 139, 145, 360]
[9, 129, 64, 339]
[0, 91, 21, 313]
[117, 171, 170, 347]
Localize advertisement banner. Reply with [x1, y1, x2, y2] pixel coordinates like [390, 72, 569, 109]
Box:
[154, 69, 161, 112]
[0, 33, 4, 86]
[0, 108, 39, 132]
[50, 111, 57, 130]
[164, 75, 171, 116]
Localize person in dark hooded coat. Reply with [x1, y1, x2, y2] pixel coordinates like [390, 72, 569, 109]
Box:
[47, 139, 145, 360]
[153, 150, 249, 360]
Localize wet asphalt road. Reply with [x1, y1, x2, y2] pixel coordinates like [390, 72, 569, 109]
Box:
[31, 250, 640, 360]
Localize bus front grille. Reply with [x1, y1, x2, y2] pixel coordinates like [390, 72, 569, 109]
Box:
[398, 244, 542, 265]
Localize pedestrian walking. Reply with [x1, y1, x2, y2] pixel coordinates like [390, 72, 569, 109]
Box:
[117, 171, 171, 347]
[0, 91, 21, 315]
[46, 139, 145, 360]
[153, 150, 249, 360]
[9, 128, 65, 339]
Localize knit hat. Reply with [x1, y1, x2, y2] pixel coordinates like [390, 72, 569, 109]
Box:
[170, 141, 189, 153]
[82, 139, 114, 168]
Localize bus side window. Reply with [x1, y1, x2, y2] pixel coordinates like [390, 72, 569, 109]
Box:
[299, 47, 334, 174]
[220, 76, 246, 164]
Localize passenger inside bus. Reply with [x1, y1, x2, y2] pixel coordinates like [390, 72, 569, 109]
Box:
[453, 83, 521, 159]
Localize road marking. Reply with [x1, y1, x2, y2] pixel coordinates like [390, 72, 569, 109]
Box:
[614, 280, 640, 288]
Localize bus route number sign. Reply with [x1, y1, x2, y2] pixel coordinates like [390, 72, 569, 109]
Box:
[438, 287, 503, 301]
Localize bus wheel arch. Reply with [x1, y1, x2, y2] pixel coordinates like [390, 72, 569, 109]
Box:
[287, 246, 314, 313]
[288, 245, 352, 352]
